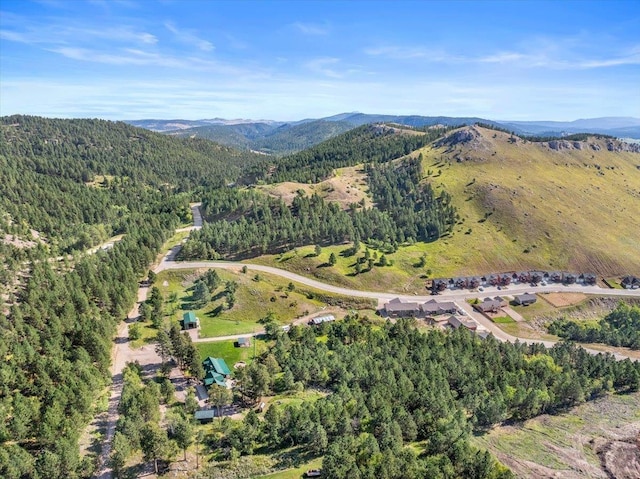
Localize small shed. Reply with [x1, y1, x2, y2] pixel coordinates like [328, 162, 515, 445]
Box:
[310, 314, 336, 325]
[194, 409, 216, 423]
[236, 337, 251, 348]
[182, 311, 199, 330]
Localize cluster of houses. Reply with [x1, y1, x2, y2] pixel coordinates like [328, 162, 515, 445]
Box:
[471, 293, 536, 313]
[429, 271, 596, 293]
[381, 298, 489, 337]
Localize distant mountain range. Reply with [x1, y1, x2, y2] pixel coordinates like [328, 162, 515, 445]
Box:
[125, 114, 640, 155]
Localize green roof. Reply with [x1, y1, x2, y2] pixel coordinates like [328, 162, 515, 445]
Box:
[203, 370, 226, 387]
[202, 356, 231, 376]
[194, 410, 216, 421]
[183, 311, 198, 325]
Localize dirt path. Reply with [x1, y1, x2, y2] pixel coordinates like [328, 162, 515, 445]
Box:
[191, 309, 341, 343]
[94, 202, 639, 476]
[95, 284, 165, 478]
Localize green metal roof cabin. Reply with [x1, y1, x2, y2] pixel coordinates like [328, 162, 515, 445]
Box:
[182, 311, 198, 329]
[202, 356, 231, 376]
[194, 409, 217, 423]
[203, 370, 226, 387]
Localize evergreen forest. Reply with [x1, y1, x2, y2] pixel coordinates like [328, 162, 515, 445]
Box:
[197, 317, 640, 478]
[1, 115, 638, 478]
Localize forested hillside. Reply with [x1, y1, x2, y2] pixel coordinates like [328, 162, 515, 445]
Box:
[268, 124, 452, 183]
[181, 152, 456, 259]
[0, 115, 264, 478]
[0, 115, 267, 265]
[200, 317, 640, 478]
[168, 119, 355, 156]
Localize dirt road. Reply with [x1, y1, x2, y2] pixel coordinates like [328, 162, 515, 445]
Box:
[95, 284, 164, 478]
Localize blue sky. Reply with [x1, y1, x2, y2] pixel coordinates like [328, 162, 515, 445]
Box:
[1, 0, 639, 120]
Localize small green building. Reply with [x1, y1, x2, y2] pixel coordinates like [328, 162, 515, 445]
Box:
[182, 311, 199, 330]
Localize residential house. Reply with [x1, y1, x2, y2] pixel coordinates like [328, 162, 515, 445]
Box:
[384, 299, 421, 318]
[514, 293, 537, 306]
[431, 279, 448, 293]
[447, 315, 478, 331]
[475, 298, 503, 313]
[203, 370, 226, 388]
[621, 276, 640, 289]
[202, 357, 231, 377]
[421, 299, 457, 316]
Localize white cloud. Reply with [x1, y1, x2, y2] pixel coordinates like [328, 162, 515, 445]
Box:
[164, 22, 214, 51]
[305, 57, 343, 78]
[292, 22, 329, 36]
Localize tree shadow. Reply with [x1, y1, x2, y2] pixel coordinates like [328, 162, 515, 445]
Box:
[206, 305, 224, 317]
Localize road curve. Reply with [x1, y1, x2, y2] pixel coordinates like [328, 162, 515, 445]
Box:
[157, 257, 640, 303]
[159, 255, 640, 361]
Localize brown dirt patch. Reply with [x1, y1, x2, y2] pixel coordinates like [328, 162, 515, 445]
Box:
[257, 165, 372, 210]
[541, 292, 588, 308]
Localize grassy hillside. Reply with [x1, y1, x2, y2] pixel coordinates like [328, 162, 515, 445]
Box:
[472, 392, 640, 478]
[246, 126, 640, 291]
[421, 126, 640, 276]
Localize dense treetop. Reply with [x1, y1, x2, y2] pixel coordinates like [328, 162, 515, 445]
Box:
[267, 124, 452, 183]
[549, 302, 640, 349]
[200, 316, 640, 478]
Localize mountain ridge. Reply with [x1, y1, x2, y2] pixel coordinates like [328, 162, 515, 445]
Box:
[126, 114, 640, 156]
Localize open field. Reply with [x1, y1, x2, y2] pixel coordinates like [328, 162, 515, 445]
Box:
[257, 164, 372, 209]
[249, 242, 436, 294]
[155, 268, 375, 337]
[195, 339, 269, 365]
[540, 292, 588, 307]
[255, 457, 324, 479]
[473, 392, 640, 478]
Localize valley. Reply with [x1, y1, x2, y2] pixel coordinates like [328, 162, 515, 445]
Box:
[2, 115, 640, 479]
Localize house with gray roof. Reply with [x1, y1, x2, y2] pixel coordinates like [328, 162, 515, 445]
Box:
[421, 299, 457, 315]
[384, 299, 421, 318]
[514, 293, 537, 306]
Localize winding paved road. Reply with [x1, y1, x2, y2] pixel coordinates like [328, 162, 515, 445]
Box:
[158, 254, 640, 361]
[96, 202, 640, 477]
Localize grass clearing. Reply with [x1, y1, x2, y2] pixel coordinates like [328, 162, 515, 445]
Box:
[128, 320, 157, 348]
[266, 389, 329, 409]
[195, 339, 269, 366]
[155, 268, 371, 338]
[498, 322, 558, 341]
[254, 456, 324, 479]
[492, 316, 515, 324]
[257, 164, 372, 210]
